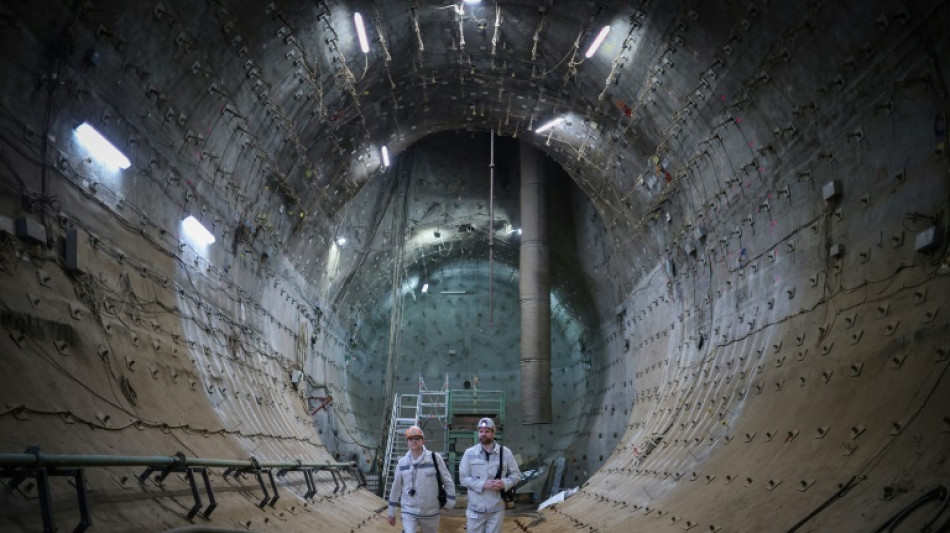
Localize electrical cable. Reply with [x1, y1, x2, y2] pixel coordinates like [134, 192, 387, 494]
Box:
[905, 0, 950, 222]
[0, 210, 320, 445]
[784, 335, 950, 531]
[0, 404, 328, 446]
[872, 486, 948, 533]
[785, 476, 860, 532]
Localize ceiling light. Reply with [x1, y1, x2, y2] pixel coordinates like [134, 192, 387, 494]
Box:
[381, 146, 390, 167]
[534, 117, 564, 134]
[75, 122, 131, 170]
[463, 0, 482, 3]
[585, 26, 611, 58]
[353, 13, 369, 54]
[336, 237, 346, 246]
[422, 283, 429, 293]
[182, 216, 215, 246]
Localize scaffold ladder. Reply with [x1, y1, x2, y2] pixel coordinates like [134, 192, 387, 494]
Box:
[380, 374, 449, 498]
[416, 373, 450, 455]
[381, 393, 419, 498]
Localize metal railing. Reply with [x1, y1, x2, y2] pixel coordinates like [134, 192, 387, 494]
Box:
[0, 447, 361, 533]
[448, 389, 505, 422]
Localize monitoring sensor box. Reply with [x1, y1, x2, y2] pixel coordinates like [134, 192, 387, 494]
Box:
[15, 216, 47, 245]
[822, 180, 842, 201]
[914, 226, 943, 253]
[0, 215, 13, 235]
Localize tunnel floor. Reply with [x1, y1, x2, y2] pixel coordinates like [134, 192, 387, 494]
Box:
[390, 497, 543, 532]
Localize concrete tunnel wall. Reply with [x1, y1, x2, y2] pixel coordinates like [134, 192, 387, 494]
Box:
[0, 1, 949, 532]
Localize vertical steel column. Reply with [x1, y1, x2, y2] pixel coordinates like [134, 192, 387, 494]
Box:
[519, 142, 552, 424]
[37, 468, 54, 533]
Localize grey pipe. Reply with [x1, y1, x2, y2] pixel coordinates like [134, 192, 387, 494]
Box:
[519, 141, 552, 424]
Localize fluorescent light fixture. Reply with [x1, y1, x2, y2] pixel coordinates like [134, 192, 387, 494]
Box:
[336, 237, 346, 246]
[585, 26, 611, 58]
[422, 283, 429, 293]
[354, 13, 369, 53]
[534, 117, 564, 134]
[75, 122, 131, 170]
[381, 146, 390, 167]
[463, 0, 482, 3]
[182, 216, 215, 246]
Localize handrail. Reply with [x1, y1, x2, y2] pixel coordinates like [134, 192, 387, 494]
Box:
[449, 389, 505, 420]
[381, 393, 414, 498]
[0, 448, 361, 533]
[0, 452, 354, 470]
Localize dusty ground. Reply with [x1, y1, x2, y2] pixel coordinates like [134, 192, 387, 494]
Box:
[389, 497, 545, 532]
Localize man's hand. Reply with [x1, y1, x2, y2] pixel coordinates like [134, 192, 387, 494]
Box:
[483, 479, 504, 491]
[388, 516, 396, 526]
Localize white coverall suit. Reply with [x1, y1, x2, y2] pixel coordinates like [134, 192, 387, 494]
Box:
[387, 447, 456, 533]
[459, 443, 521, 533]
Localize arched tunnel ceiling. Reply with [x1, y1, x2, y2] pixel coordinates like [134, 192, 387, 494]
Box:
[6, 0, 772, 292]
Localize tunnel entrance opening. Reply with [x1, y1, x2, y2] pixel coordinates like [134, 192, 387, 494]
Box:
[307, 130, 615, 498]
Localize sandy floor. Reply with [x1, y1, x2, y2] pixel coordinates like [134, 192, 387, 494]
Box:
[389, 499, 544, 532]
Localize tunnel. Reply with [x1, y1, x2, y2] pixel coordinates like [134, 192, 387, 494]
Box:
[1, 1, 949, 531]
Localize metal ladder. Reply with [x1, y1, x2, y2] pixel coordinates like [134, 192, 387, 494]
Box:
[380, 374, 449, 498]
[381, 393, 419, 498]
[416, 374, 450, 455]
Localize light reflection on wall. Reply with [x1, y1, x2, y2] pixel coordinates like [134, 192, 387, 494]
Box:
[180, 216, 215, 259]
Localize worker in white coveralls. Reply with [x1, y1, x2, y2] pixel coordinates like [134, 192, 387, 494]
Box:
[387, 425, 455, 533]
[459, 417, 522, 533]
